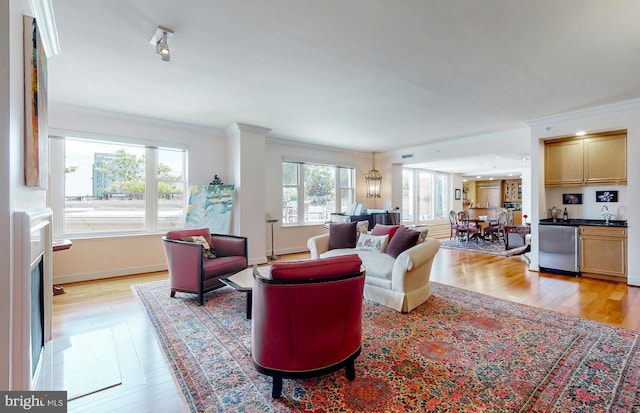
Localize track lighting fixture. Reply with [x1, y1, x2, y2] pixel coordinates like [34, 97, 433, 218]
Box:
[149, 26, 174, 62]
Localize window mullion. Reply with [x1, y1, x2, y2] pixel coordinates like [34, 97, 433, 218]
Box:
[298, 165, 305, 223]
[145, 147, 158, 231]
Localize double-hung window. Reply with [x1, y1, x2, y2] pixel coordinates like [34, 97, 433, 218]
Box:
[402, 168, 448, 225]
[282, 161, 355, 225]
[50, 136, 187, 237]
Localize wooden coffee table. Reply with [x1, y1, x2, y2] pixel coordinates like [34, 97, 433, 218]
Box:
[220, 265, 270, 319]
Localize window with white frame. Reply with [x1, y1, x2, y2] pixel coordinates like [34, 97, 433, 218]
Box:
[402, 168, 448, 225]
[50, 136, 187, 237]
[282, 161, 355, 225]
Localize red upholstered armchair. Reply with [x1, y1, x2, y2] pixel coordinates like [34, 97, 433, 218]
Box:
[251, 255, 365, 398]
[163, 228, 247, 305]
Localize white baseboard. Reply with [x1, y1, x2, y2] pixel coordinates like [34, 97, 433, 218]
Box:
[53, 264, 168, 284]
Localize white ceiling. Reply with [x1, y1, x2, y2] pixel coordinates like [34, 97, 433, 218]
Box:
[48, 0, 640, 177]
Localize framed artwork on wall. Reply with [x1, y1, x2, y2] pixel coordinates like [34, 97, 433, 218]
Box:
[596, 191, 618, 202]
[455, 189, 461, 200]
[562, 193, 582, 205]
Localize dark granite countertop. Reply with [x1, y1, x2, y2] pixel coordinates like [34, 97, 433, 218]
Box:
[539, 218, 627, 227]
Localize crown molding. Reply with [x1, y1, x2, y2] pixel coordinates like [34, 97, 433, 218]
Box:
[29, 0, 60, 57]
[526, 98, 640, 126]
[390, 127, 531, 156]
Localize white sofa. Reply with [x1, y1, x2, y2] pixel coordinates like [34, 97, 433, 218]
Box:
[307, 233, 440, 313]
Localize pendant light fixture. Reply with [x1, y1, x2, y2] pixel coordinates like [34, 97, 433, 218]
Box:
[365, 152, 382, 198]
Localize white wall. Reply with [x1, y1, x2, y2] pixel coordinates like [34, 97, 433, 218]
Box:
[225, 123, 269, 265]
[2, 0, 49, 390]
[48, 105, 227, 283]
[544, 185, 627, 221]
[528, 101, 640, 286]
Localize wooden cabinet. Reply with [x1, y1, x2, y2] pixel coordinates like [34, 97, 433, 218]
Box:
[579, 226, 627, 281]
[475, 181, 501, 208]
[503, 179, 522, 203]
[583, 134, 627, 185]
[512, 210, 522, 225]
[544, 130, 627, 186]
[545, 139, 584, 186]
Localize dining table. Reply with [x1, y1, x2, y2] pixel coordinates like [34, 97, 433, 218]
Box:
[468, 218, 495, 241]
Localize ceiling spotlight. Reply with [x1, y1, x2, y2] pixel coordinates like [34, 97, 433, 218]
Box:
[575, 131, 587, 136]
[149, 26, 174, 62]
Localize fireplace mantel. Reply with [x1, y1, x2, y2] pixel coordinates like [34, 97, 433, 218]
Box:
[12, 208, 53, 390]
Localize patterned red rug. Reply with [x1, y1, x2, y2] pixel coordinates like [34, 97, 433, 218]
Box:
[133, 280, 640, 412]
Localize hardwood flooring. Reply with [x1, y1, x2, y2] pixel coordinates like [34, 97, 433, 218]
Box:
[43, 249, 640, 412]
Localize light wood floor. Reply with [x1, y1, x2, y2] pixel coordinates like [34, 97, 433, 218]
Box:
[46, 249, 640, 412]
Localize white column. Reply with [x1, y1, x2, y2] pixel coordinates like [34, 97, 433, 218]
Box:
[226, 123, 271, 265]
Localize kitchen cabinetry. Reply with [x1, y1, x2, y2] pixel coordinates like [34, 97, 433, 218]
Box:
[579, 226, 627, 281]
[475, 181, 501, 208]
[583, 134, 627, 185]
[545, 139, 583, 186]
[544, 130, 627, 187]
[503, 179, 522, 203]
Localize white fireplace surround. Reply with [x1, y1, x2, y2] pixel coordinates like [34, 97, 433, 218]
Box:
[12, 208, 53, 390]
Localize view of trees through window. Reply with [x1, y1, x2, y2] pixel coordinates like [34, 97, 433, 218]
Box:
[62, 138, 185, 235]
[282, 161, 354, 224]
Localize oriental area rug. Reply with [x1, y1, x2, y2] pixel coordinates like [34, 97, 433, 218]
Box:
[439, 239, 530, 257]
[133, 280, 640, 412]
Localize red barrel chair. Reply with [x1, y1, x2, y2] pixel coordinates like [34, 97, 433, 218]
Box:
[162, 228, 247, 305]
[251, 255, 365, 398]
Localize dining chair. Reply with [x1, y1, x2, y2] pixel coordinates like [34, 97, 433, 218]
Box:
[448, 210, 458, 239]
[455, 211, 479, 245]
[484, 210, 508, 244]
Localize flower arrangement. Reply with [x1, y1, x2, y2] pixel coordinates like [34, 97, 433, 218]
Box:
[523, 214, 529, 224]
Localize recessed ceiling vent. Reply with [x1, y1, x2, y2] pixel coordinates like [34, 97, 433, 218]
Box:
[401, 154, 413, 159]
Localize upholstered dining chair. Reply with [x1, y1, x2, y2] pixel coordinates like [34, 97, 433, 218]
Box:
[448, 210, 458, 239]
[484, 210, 508, 243]
[455, 210, 480, 245]
[251, 255, 365, 398]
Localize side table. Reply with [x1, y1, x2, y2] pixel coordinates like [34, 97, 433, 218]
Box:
[505, 225, 531, 250]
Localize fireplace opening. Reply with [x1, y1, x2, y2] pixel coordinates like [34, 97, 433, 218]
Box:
[31, 252, 44, 377]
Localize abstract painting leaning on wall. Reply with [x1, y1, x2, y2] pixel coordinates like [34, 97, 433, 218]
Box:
[23, 16, 48, 189]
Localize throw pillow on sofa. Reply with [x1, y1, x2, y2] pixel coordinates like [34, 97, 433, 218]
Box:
[415, 227, 429, 244]
[356, 233, 389, 252]
[356, 220, 369, 238]
[371, 224, 400, 241]
[385, 226, 420, 258]
[328, 221, 358, 250]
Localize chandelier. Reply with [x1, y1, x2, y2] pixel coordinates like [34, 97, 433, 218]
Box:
[365, 152, 382, 198]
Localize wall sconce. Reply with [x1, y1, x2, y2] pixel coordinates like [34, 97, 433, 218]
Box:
[149, 26, 174, 62]
[365, 152, 382, 198]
